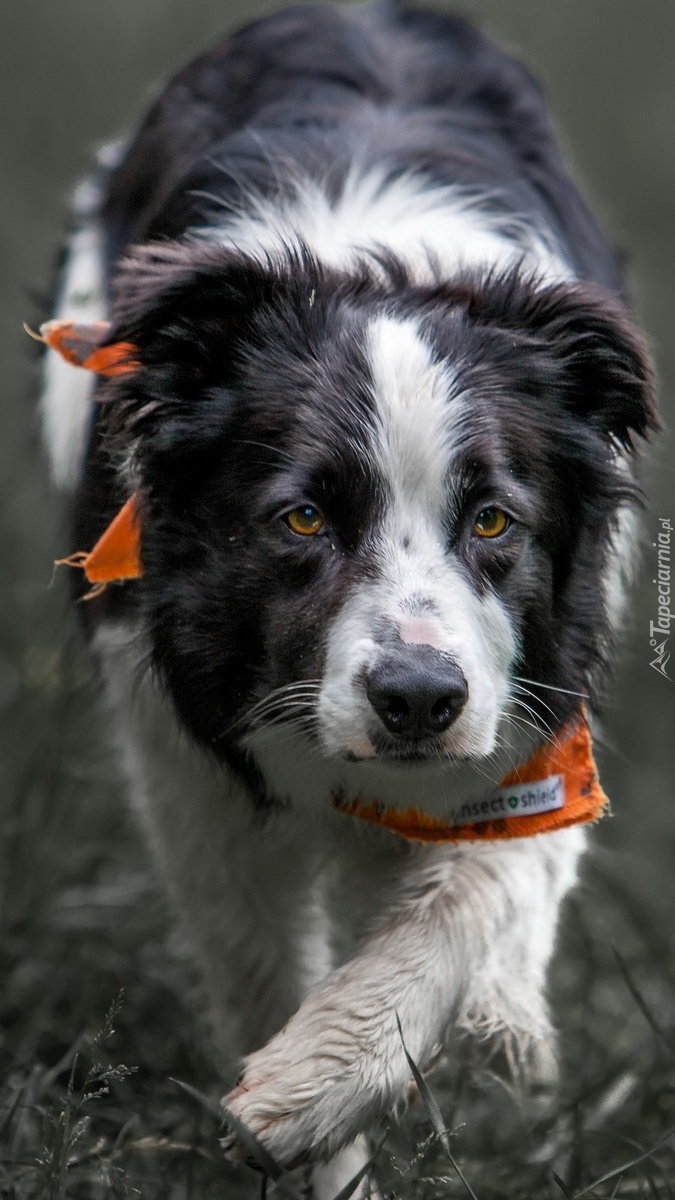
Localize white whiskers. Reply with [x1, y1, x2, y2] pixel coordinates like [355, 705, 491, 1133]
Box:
[229, 679, 323, 738]
[513, 674, 589, 700]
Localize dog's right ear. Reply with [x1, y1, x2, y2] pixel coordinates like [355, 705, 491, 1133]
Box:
[101, 240, 287, 458]
[110, 238, 286, 342]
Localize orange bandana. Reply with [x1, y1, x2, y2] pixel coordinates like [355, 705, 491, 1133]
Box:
[35, 319, 139, 377]
[36, 320, 143, 597]
[55, 494, 142, 600]
[334, 716, 608, 842]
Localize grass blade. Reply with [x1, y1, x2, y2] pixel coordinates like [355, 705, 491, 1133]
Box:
[612, 945, 675, 1058]
[601, 1130, 675, 1199]
[396, 1014, 480, 1200]
[171, 1078, 223, 1119]
[0, 1086, 23, 1147]
[331, 1136, 386, 1200]
[572, 1125, 675, 1197]
[174, 1078, 303, 1200]
[219, 1107, 303, 1200]
[553, 1170, 573, 1197]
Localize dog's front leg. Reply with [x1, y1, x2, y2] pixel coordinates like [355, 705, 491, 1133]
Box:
[223, 827, 583, 1169]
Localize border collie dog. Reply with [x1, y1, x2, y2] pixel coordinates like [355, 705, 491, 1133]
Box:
[43, 3, 656, 1193]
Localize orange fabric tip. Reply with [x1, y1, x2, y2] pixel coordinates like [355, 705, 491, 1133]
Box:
[56, 494, 142, 599]
[37, 319, 139, 377]
[334, 716, 608, 843]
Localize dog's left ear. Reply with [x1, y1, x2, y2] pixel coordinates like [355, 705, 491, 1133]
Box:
[520, 281, 658, 450]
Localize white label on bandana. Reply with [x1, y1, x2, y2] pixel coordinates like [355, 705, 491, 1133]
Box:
[445, 774, 564, 827]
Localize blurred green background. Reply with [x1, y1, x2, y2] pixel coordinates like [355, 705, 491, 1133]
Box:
[0, 2, 674, 1194]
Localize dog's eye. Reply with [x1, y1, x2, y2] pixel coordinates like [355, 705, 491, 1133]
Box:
[284, 506, 325, 537]
[473, 507, 509, 538]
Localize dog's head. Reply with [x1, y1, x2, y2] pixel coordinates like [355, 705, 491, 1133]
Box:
[99, 242, 656, 802]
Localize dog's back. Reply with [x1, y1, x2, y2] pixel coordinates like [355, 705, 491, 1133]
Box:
[101, 5, 618, 275]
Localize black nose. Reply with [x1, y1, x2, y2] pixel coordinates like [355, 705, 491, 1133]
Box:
[365, 648, 468, 739]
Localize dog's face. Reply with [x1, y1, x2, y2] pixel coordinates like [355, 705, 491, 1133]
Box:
[105, 243, 654, 797]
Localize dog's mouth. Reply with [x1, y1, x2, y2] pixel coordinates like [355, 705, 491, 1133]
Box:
[341, 739, 468, 768]
[345, 733, 470, 766]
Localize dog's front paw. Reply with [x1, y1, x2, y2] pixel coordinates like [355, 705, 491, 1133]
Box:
[221, 1047, 369, 1169]
[220, 1008, 407, 1169]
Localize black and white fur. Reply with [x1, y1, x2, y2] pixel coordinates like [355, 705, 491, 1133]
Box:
[43, 4, 656, 1193]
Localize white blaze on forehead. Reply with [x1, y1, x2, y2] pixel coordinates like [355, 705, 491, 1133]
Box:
[366, 314, 459, 517]
[317, 311, 520, 768]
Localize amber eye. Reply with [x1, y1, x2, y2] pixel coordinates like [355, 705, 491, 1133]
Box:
[284, 506, 325, 537]
[473, 507, 509, 538]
